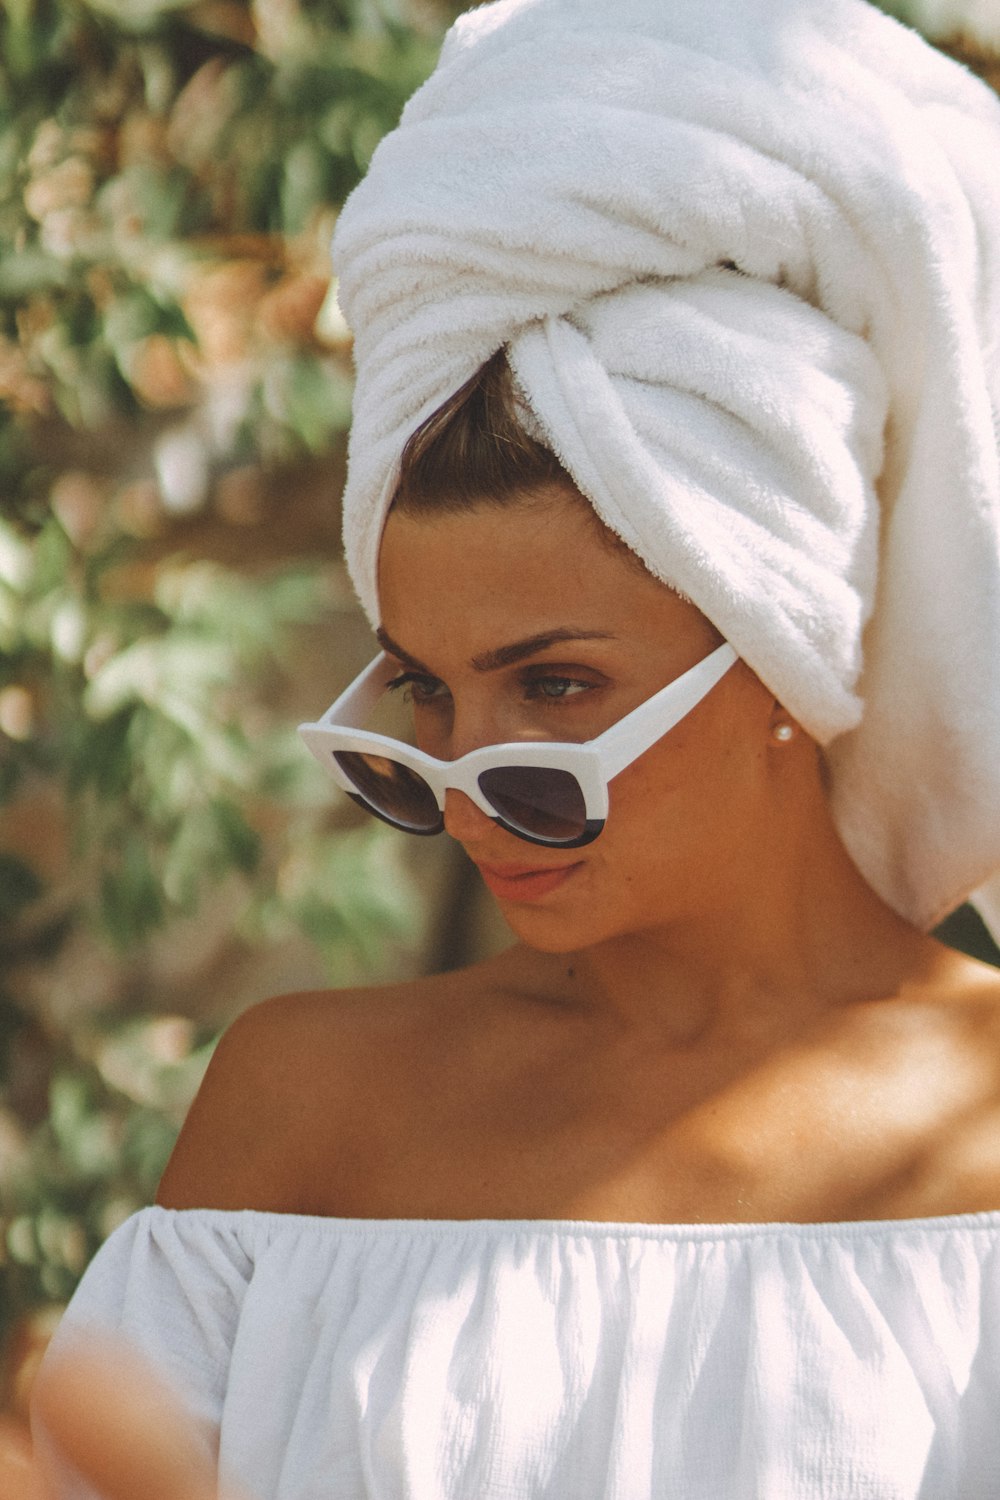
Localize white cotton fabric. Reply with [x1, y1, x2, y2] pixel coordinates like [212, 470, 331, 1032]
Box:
[332, 0, 1000, 938]
[42, 1206, 1000, 1499]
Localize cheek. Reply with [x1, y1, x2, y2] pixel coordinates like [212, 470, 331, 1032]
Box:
[595, 760, 689, 904]
[604, 713, 760, 864]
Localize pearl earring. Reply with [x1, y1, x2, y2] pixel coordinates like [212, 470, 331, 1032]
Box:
[772, 723, 795, 744]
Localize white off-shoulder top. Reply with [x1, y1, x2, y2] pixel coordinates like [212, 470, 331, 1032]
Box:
[43, 1206, 1000, 1499]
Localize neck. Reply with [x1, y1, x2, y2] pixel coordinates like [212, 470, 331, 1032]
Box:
[560, 802, 946, 1049]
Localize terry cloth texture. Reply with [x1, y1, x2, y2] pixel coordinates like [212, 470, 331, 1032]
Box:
[332, 0, 1000, 937]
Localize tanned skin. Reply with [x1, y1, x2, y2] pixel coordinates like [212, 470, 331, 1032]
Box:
[158, 487, 1000, 1227]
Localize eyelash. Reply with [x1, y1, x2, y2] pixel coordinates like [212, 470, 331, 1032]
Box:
[385, 672, 444, 705]
[386, 670, 597, 705]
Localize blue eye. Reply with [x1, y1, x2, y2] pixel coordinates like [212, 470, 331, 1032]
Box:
[525, 675, 592, 700]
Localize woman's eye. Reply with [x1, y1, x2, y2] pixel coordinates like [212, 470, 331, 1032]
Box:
[386, 672, 448, 705]
[525, 674, 593, 701]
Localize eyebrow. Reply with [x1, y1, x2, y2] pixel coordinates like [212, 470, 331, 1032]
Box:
[374, 626, 616, 674]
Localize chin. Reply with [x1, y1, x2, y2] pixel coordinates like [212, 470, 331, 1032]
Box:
[497, 905, 614, 954]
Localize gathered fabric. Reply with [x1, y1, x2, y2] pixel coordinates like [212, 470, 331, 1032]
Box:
[332, 0, 1000, 936]
[41, 1207, 1000, 1499]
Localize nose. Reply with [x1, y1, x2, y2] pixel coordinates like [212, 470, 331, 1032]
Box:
[443, 787, 496, 843]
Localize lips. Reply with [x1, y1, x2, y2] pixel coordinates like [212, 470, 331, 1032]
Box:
[474, 859, 583, 903]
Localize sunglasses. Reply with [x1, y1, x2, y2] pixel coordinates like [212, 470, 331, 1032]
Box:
[298, 640, 738, 849]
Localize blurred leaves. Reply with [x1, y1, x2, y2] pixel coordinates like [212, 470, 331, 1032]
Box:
[2, 1017, 216, 1309]
[0, 0, 443, 490]
[1, 0, 453, 1355]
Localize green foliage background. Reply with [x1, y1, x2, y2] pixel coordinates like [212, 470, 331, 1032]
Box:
[0, 0, 997, 1395]
[0, 0, 458, 1373]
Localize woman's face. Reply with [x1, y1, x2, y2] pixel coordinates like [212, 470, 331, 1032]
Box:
[376, 485, 786, 952]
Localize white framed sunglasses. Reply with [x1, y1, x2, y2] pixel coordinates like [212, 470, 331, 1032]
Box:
[298, 641, 738, 849]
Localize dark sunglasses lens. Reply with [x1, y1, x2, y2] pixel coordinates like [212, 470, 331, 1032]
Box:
[477, 766, 588, 843]
[334, 751, 441, 833]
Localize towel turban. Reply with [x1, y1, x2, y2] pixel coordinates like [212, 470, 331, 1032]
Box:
[333, 0, 1000, 938]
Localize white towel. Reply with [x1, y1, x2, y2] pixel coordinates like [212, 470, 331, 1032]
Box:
[333, 0, 1000, 939]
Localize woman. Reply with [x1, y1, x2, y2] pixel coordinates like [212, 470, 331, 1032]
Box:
[38, 0, 1000, 1495]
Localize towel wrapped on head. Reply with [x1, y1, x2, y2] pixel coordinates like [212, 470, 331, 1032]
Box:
[333, 0, 1000, 938]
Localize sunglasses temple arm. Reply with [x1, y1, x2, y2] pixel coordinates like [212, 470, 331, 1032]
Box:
[318, 653, 395, 729]
[596, 643, 739, 780]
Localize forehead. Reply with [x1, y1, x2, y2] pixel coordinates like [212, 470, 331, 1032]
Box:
[376, 491, 708, 660]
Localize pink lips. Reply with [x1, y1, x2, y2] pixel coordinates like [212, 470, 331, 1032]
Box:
[474, 860, 583, 903]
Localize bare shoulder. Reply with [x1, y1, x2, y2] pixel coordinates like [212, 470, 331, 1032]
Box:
[940, 950, 1000, 1082]
[154, 952, 531, 1215]
[155, 987, 345, 1212]
[879, 948, 1000, 1218]
[866, 948, 1000, 1073]
[929, 947, 1000, 1030]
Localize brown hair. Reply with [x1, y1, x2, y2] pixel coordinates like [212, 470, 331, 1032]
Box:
[391, 348, 571, 513]
[390, 348, 652, 574]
